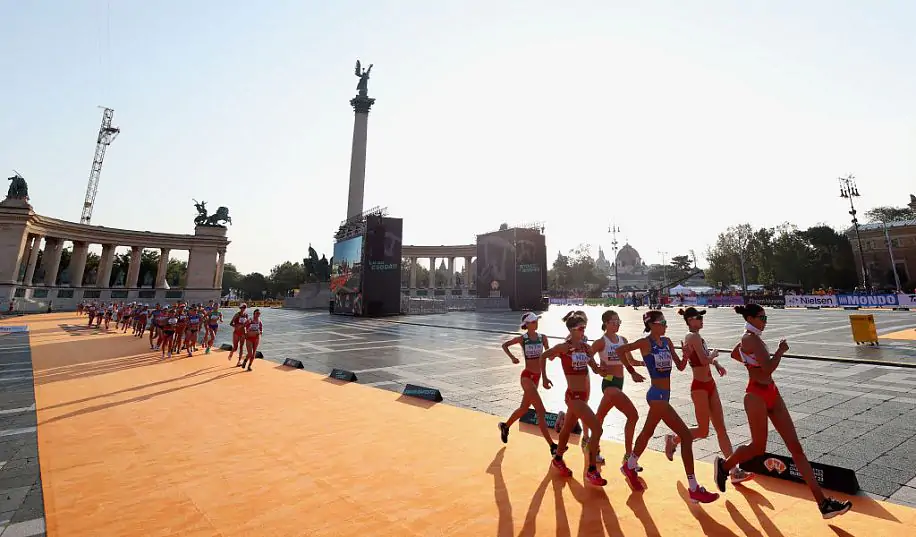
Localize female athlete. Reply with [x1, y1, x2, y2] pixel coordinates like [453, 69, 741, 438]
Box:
[714, 304, 851, 518]
[497, 312, 556, 454]
[240, 309, 263, 371]
[612, 310, 719, 503]
[542, 312, 607, 487]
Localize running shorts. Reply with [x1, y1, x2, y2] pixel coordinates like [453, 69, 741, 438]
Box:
[746, 381, 780, 411]
[690, 378, 717, 394]
[520, 369, 541, 385]
[565, 390, 588, 404]
[646, 386, 671, 403]
[601, 376, 624, 392]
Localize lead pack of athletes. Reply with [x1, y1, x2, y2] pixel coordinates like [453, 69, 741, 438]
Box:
[497, 306, 852, 520]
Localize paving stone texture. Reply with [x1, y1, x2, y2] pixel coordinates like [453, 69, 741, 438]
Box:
[248, 305, 916, 505]
[0, 331, 45, 537]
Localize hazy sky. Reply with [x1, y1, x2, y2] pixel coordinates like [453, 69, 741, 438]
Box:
[2, 1, 914, 274]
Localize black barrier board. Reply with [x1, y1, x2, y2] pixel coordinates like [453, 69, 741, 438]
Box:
[521, 409, 583, 435]
[329, 368, 358, 382]
[477, 229, 517, 308]
[843, 306, 860, 311]
[741, 452, 859, 495]
[402, 383, 443, 402]
[255, 351, 264, 359]
[282, 358, 304, 369]
[362, 215, 403, 316]
[219, 343, 233, 351]
[515, 228, 548, 311]
[743, 295, 786, 307]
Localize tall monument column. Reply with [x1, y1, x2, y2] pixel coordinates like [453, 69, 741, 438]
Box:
[346, 59, 376, 219]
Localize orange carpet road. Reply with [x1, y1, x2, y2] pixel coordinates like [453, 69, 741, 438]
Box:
[6, 313, 915, 536]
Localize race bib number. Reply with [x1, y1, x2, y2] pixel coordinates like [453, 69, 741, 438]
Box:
[523, 343, 542, 359]
[654, 350, 672, 371]
[571, 352, 589, 370]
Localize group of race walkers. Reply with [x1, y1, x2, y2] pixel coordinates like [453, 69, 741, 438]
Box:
[76, 301, 264, 370]
[498, 305, 853, 520]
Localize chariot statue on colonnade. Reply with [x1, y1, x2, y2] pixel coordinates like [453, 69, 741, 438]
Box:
[193, 199, 232, 227]
[5, 173, 29, 200]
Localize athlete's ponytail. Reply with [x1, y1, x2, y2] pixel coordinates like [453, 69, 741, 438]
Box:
[677, 308, 686, 316]
[735, 303, 763, 319]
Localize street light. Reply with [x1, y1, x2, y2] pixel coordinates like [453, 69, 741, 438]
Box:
[881, 221, 903, 292]
[608, 223, 621, 296]
[657, 251, 668, 288]
[839, 174, 869, 287]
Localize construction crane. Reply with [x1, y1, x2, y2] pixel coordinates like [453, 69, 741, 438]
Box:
[80, 107, 120, 225]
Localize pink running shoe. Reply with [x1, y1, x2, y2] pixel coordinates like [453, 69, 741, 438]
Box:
[689, 486, 720, 504]
[620, 464, 643, 491]
[585, 469, 607, 487]
[730, 468, 755, 485]
[551, 458, 573, 477]
[664, 434, 678, 461]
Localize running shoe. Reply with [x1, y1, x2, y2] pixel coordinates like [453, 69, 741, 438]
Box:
[205, 347, 210, 355]
[819, 498, 852, 519]
[246, 366, 252, 372]
[620, 464, 643, 491]
[689, 486, 720, 504]
[498, 422, 510, 444]
[585, 469, 607, 487]
[730, 467, 755, 485]
[551, 457, 573, 477]
[622, 454, 644, 473]
[664, 434, 678, 461]
[714, 457, 728, 493]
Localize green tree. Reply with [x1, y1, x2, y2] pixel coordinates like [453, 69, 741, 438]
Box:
[865, 206, 916, 223]
[269, 261, 305, 296]
[221, 263, 242, 295]
[166, 258, 187, 287]
[238, 272, 269, 299]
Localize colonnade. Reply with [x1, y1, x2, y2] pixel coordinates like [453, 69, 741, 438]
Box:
[16, 233, 227, 290]
[405, 255, 475, 290]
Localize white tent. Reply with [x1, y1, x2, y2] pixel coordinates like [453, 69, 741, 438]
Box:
[669, 284, 691, 294]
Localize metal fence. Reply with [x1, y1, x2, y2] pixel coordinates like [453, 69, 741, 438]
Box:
[400, 296, 510, 315]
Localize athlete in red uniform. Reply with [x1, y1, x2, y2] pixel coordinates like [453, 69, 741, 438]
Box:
[228, 304, 249, 363]
[541, 312, 607, 487]
[240, 309, 263, 371]
[716, 304, 851, 519]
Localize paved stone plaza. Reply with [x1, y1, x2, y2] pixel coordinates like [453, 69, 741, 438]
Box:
[251, 306, 916, 505]
[0, 331, 46, 537]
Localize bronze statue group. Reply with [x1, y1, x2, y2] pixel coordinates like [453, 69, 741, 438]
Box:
[498, 305, 853, 520]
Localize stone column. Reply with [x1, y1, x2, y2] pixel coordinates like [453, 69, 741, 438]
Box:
[428, 257, 436, 289]
[214, 249, 226, 289]
[43, 239, 65, 286]
[69, 241, 89, 288]
[346, 94, 376, 220]
[126, 246, 142, 288]
[97, 244, 116, 288]
[186, 246, 218, 289]
[464, 256, 472, 289]
[156, 248, 170, 288]
[447, 257, 455, 288]
[409, 257, 417, 288]
[23, 235, 43, 286]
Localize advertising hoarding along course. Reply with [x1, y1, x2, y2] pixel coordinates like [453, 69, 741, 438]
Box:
[785, 295, 838, 308]
[837, 294, 899, 307]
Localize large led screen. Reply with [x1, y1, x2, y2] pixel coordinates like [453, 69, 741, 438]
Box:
[331, 236, 363, 296]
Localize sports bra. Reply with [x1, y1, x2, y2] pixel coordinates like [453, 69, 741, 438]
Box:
[644, 337, 673, 379]
[559, 341, 591, 376]
[684, 337, 710, 367]
[520, 332, 545, 361]
[599, 334, 625, 367]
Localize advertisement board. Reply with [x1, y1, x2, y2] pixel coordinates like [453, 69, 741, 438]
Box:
[331, 235, 364, 315]
[897, 293, 916, 307]
[477, 229, 517, 305]
[707, 295, 745, 307]
[837, 294, 899, 307]
[514, 227, 548, 311]
[361, 216, 403, 316]
[785, 295, 838, 308]
[743, 295, 787, 307]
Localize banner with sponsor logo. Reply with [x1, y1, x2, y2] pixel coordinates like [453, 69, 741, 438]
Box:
[0, 326, 29, 334]
[785, 295, 837, 308]
[742, 295, 786, 307]
[897, 293, 916, 307]
[707, 296, 745, 307]
[837, 294, 899, 308]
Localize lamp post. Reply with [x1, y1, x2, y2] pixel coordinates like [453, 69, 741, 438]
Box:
[608, 223, 621, 296]
[882, 221, 903, 292]
[839, 174, 869, 287]
[657, 251, 669, 288]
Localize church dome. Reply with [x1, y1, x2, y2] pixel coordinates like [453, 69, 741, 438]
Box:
[616, 244, 642, 273]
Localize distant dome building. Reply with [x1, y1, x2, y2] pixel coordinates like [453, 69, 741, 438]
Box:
[615, 244, 644, 274]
